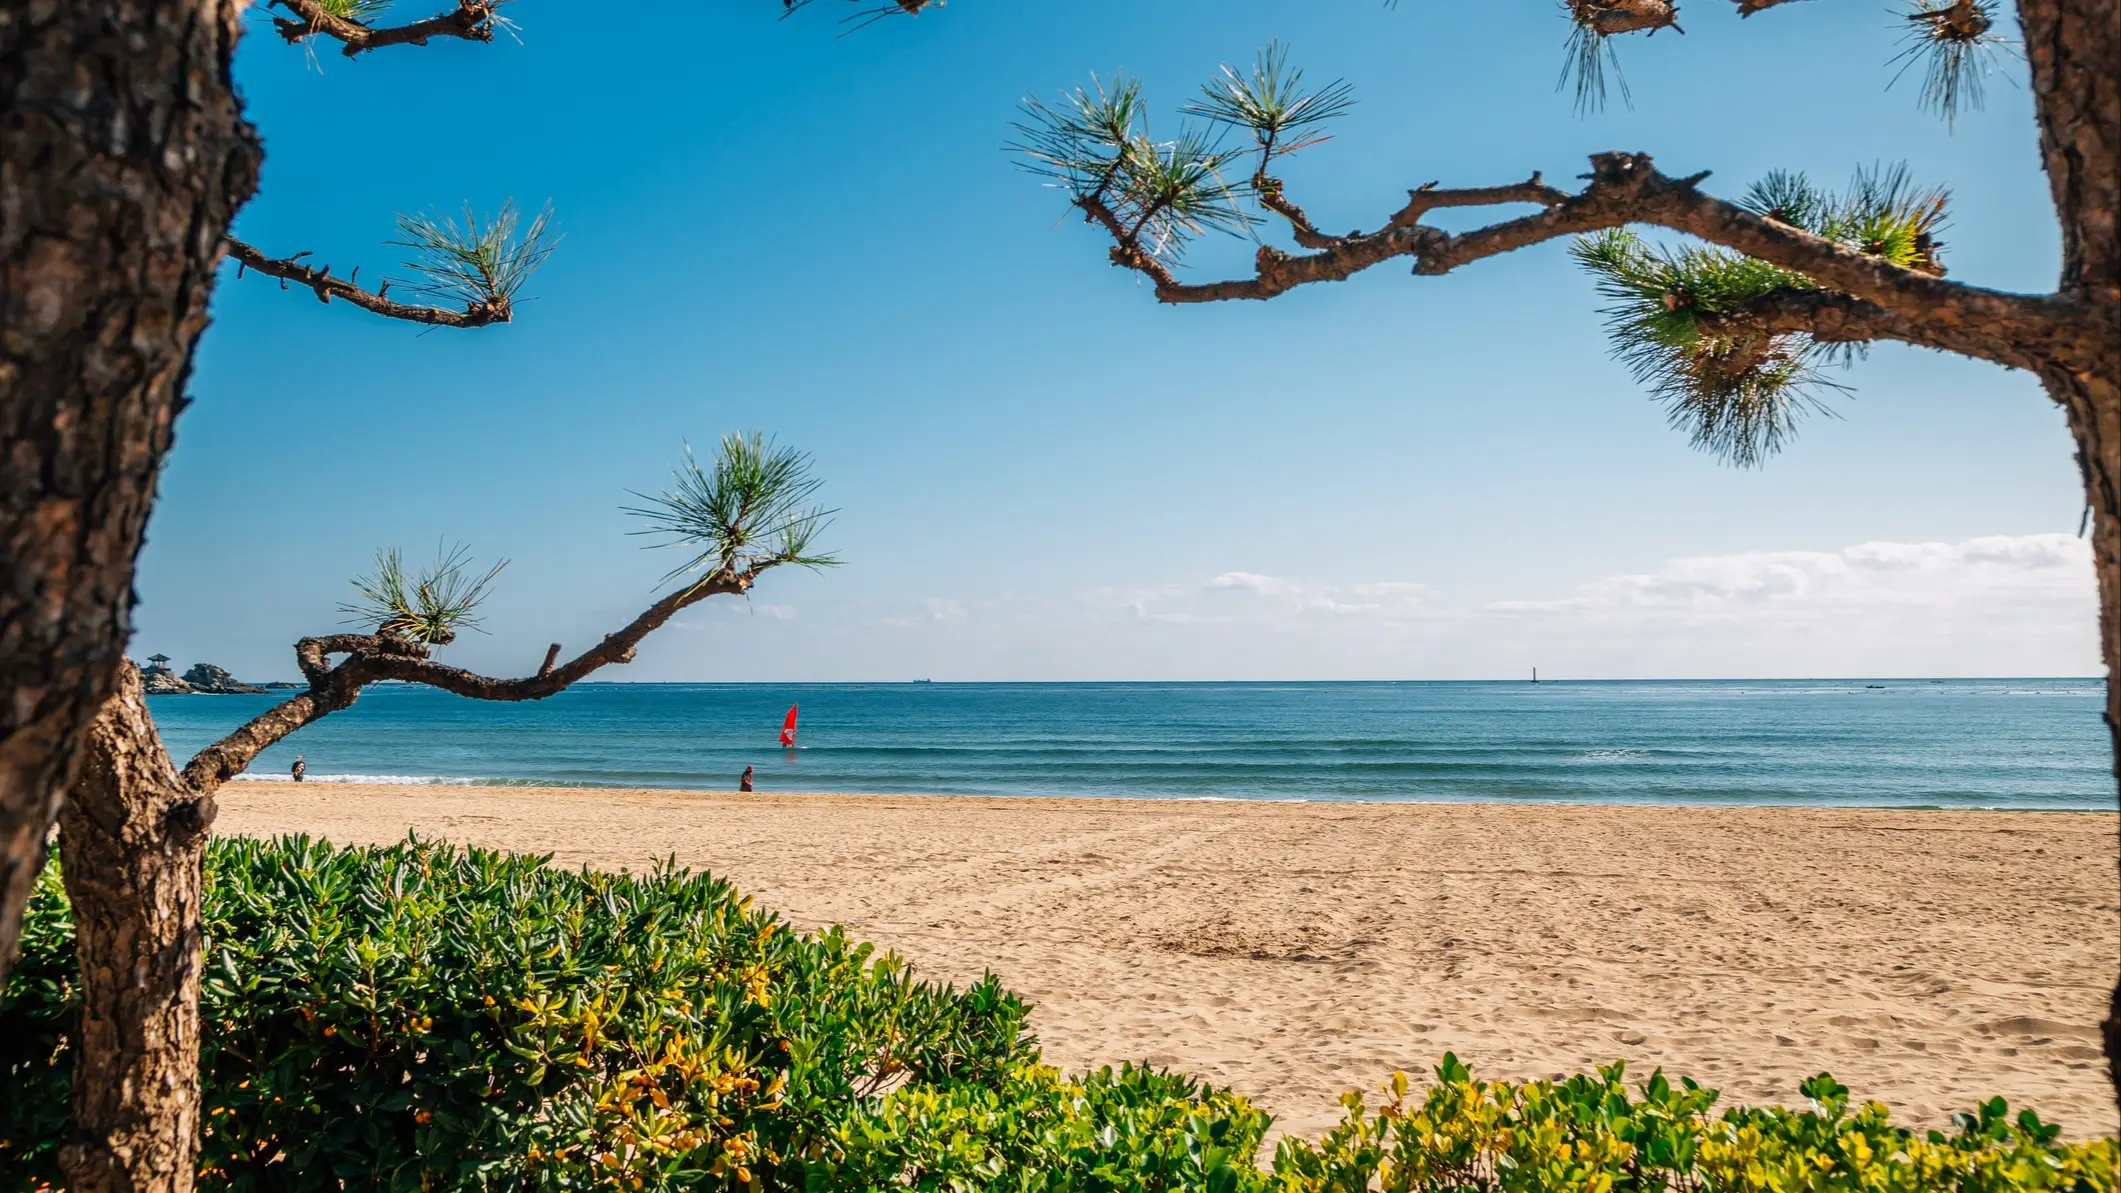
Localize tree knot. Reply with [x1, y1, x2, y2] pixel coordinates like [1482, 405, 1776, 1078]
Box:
[163, 796, 218, 843]
[1109, 243, 1153, 271]
[1585, 152, 1657, 190]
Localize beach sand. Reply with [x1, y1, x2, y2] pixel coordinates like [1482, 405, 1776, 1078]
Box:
[218, 783, 2119, 1140]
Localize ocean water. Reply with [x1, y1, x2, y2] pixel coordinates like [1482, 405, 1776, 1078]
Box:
[145, 679, 2114, 810]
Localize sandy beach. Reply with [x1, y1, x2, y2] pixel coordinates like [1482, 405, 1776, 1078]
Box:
[217, 783, 2119, 1140]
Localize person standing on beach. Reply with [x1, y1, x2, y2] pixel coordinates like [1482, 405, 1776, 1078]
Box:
[739, 765, 754, 793]
[291, 755, 305, 783]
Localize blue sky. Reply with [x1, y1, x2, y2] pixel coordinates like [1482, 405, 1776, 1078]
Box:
[135, 0, 2092, 681]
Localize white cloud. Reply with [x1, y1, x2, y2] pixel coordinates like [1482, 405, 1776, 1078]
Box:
[1492, 534, 2088, 621]
[1056, 534, 2096, 678]
[922, 597, 966, 623]
[1200, 572, 1425, 618]
[1208, 571, 1298, 598]
[1457, 533, 2095, 677]
[633, 534, 2097, 680]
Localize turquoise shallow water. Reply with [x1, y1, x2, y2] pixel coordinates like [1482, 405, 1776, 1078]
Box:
[146, 679, 2113, 809]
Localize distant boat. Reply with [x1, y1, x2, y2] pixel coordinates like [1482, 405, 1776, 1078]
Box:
[911, 678, 933, 684]
[779, 704, 798, 747]
[1532, 667, 1539, 684]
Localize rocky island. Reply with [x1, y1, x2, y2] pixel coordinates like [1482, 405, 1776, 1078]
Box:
[141, 655, 272, 695]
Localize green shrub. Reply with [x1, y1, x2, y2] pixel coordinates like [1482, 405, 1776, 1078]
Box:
[1, 835, 1034, 1191]
[1270, 1057, 2114, 1193]
[3, 835, 2113, 1193]
[824, 1062, 1272, 1191]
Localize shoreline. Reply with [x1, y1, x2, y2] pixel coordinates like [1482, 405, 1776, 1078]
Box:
[218, 783, 2121, 1140]
[228, 774, 2116, 813]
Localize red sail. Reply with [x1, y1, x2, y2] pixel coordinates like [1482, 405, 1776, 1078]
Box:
[779, 704, 799, 747]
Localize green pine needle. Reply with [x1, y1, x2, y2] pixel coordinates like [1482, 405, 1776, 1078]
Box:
[1012, 73, 1151, 201]
[342, 543, 506, 646]
[625, 433, 839, 587]
[1124, 126, 1259, 262]
[1574, 163, 1947, 468]
[1740, 170, 1832, 231]
[1013, 73, 1255, 266]
[312, 0, 394, 22]
[1559, 19, 1631, 115]
[387, 200, 559, 311]
[1572, 230, 1840, 468]
[1180, 40, 1354, 165]
[1889, 1, 2014, 131]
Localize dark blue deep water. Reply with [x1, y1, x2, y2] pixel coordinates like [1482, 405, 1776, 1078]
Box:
[147, 680, 2110, 809]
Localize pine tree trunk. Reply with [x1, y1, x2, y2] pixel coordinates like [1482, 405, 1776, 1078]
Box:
[2017, 0, 2121, 1118]
[2060, 366, 2121, 1115]
[0, 0, 259, 984]
[56, 663, 215, 1193]
[2053, 353, 2121, 1117]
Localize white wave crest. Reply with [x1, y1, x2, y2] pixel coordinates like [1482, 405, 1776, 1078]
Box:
[231, 773, 487, 786]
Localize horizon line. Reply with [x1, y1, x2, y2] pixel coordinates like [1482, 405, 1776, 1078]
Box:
[190, 675, 2106, 687]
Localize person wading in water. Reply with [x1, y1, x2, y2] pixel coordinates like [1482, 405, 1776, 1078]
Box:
[291, 755, 306, 783]
[739, 765, 754, 793]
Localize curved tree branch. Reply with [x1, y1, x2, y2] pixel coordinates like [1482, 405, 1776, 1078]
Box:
[269, 0, 508, 57]
[1694, 287, 2046, 371]
[1102, 152, 2085, 373]
[179, 562, 778, 795]
[225, 239, 510, 327]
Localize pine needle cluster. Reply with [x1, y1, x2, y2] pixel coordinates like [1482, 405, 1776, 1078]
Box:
[1013, 74, 1256, 267]
[1572, 164, 1950, 467]
[626, 433, 839, 587]
[1889, 0, 2014, 129]
[1557, 1, 1681, 114]
[387, 200, 559, 312]
[1180, 41, 1354, 186]
[1014, 47, 1358, 264]
[307, 0, 395, 22]
[342, 543, 507, 645]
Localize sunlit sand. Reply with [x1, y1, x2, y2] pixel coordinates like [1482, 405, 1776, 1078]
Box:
[219, 782, 2118, 1140]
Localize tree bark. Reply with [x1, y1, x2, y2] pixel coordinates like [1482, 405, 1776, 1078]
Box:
[2016, 0, 2121, 1121]
[2055, 361, 2121, 1120]
[2057, 348, 2121, 1125]
[2018, 0, 2120, 302]
[0, 0, 260, 984]
[57, 663, 216, 1193]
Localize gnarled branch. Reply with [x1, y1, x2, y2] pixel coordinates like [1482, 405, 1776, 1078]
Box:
[226, 239, 510, 328]
[1693, 288, 2046, 372]
[269, 0, 507, 57]
[179, 563, 772, 794]
[1096, 152, 2072, 373]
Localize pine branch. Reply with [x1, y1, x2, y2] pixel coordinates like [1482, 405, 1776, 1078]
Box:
[624, 432, 840, 583]
[1733, 0, 1812, 13]
[340, 544, 506, 645]
[180, 437, 834, 793]
[778, 0, 938, 33]
[269, 0, 512, 57]
[225, 239, 513, 327]
[1071, 151, 2068, 373]
[181, 564, 759, 793]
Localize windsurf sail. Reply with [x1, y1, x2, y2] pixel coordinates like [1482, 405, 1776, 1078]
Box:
[779, 704, 799, 747]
